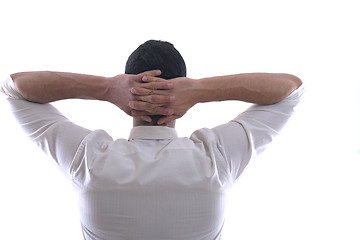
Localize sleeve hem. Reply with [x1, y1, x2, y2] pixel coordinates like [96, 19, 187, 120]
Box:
[1, 75, 25, 99]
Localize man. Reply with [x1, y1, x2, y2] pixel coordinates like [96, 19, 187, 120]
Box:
[1, 40, 303, 239]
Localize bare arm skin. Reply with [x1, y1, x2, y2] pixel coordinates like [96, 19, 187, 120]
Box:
[10, 70, 174, 120]
[11, 71, 110, 103]
[196, 73, 302, 104]
[130, 73, 303, 124]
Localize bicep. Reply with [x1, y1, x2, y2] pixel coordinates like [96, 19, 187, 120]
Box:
[212, 122, 253, 181]
[232, 86, 303, 155]
[212, 111, 287, 181]
[7, 99, 91, 175]
[211, 86, 303, 180]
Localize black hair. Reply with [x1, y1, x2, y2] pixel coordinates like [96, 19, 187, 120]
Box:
[125, 40, 187, 125]
[125, 40, 186, 79]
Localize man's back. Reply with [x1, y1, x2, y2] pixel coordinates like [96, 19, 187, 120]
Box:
[73, 127, 228, 239]
[1, 40, 303, 239]
[69, 83, 302, 239]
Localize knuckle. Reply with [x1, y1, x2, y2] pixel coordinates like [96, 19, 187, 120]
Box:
[145, 102, 153, 109]
[150, 95, 160, 103]
[160, 108, 169, 115]
[160, 82, 168, 89]
[133, 102, 142, 110]
[151, 107, 158, 114]
[137, 96, 146, 102]
[129, 101, 136, 109]
[139, 87, 148, 95]
[131, 110, 140, 116]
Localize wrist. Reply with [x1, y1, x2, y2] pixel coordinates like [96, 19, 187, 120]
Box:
[195, 77, 219, 103]
[181, 78, 204, 106]
[96, 76, 114, 102]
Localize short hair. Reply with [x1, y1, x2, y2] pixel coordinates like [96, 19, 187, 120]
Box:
[125, 40, 187, 79]
[125, 40, 187, 125]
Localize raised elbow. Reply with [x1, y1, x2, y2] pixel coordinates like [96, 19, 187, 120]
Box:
[288, 74, 303, 89]
[266, 74, 303, 105]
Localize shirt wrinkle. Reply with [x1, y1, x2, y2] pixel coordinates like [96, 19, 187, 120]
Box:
[1, 75, 304, 240]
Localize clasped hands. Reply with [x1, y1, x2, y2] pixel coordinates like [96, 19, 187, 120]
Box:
[108, 70, 196, 125]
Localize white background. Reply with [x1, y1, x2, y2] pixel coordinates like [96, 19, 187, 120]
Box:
[0, 0, 359, 239]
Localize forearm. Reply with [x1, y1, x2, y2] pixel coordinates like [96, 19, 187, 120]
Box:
[196, 73, 302, 105]
[129, 73, 303, 124]
[11, 71, 110, 103]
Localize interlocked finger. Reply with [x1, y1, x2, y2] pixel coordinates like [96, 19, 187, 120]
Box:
[134, 94, 175, 104]
[129, 101, 158, 111]
[139, 81, 174, 91]
[129, 101, 174, 115]
[133, 115, 153, 123]
[131, 107, 174, 116]
[137, 70, 162, 78]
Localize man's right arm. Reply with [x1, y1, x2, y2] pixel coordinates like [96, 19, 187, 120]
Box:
[130, 73, 303, 181]
[130, 73, 302, 124]
[195, 73, 302, 104]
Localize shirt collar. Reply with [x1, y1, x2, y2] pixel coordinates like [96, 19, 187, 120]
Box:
[129, 126, 178, 140]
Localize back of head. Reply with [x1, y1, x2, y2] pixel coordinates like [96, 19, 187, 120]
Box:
[125, 40, 186, 79]
[125, 40, 187, 125]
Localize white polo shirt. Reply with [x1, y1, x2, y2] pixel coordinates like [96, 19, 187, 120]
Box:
[1, 76, 303, 240]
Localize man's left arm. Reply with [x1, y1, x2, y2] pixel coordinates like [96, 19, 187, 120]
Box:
[11, 70, 173, 117]
[1, 70, 174, 176]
